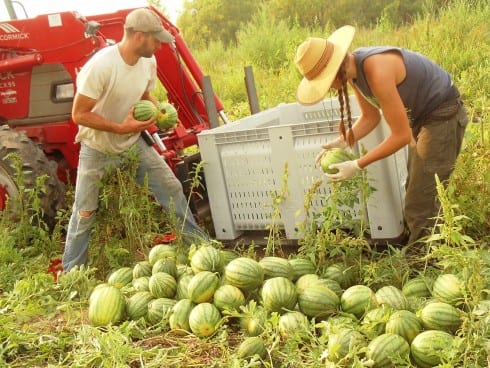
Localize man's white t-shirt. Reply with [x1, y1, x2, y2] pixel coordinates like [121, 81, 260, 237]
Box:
[75, 44, 157, 154]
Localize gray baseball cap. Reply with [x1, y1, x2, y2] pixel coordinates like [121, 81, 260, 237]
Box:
[124, 8, 174, 43]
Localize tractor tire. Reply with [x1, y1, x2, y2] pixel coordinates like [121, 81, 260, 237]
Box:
[0, 125, 66, 229]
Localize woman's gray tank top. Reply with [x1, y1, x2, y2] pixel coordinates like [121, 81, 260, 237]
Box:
[352, 46, 458, 127]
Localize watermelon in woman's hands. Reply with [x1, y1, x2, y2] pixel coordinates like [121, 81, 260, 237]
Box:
[320, 148, 354, 174]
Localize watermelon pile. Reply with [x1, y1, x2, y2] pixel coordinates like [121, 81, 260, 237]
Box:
[88, 244, 474, 366]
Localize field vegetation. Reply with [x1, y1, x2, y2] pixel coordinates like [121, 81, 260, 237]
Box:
[0, 0, 488, 367]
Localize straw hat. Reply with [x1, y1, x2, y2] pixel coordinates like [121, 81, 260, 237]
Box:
[295, 25, 355, 105]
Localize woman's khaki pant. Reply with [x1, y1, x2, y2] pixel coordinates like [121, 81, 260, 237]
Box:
[405, 99, 469, 245]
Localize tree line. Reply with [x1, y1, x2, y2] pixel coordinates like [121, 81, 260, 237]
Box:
[168, 0, 454, 49]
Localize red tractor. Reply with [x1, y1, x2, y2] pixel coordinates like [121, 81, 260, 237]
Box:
[0, 5, 226, 227]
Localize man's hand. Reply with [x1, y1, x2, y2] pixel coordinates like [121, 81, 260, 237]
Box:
[315, 136, 348, 165]
[324, 160, 361, 181]
[118, 107, 156, 134]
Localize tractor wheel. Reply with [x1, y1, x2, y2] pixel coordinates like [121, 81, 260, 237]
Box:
[0, 125, 67, 229]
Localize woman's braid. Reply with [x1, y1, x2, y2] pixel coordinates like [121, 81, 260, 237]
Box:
[338, 82, 347, 140]
[337, 58, 355, 146]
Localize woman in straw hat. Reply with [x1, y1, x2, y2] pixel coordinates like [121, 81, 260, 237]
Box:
[294, 25, 468, 246]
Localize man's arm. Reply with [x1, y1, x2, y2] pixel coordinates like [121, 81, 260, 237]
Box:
[72, 93, 155, 134]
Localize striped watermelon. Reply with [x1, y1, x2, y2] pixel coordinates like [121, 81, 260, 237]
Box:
[176, 264, 193, 279]
[385, 309, 422, 344]
[213, 284, 246, 312]
[324, 263, 357, 289]
[326, 328, 365, 363]
[260, 277, 297, 313]
[315, 278, 343, 297]
[132, 261, 153, 279]
[360, 306, 392, 339]
[278, 311, 309, 339]
[237, 336, 267, 360]
[259, 256, 294, 280]
[146, 297, 176, 325]
[402, 276, 431, 298]
[188, 302, 222, 338]
[188, 271, 219, 304]
[340, 285, 377, 318]
[375, 285, 409, 310]
[156, 102, 178, 130]
[148, 272, 177, 299]
[366, 333, 410, 367]
[133, 100, 157, 121]
[240, 305, 267, 337]
[418, 301, 462, 333]
[224, 257, 264, 292]
[410, 330, 455, 368]
[432, 273, 464, 305]
[169, 298, 195, 333]
[298, 283, 339, 319]
[132, 276, 150, 292]
[89, 283, 110, 305]
[148, 243, 176, 265]
[176, 274, 193, 300]
[88, 285, 126, 326]
[295, 274, 319, 295]
[108, 267, 133, 289]
[190, 245, 224, 274]
[152, 257, 177, 278]
[320, 148, 355, 174]
[126, 291, 153, 321]
[288, 258, 316, 281]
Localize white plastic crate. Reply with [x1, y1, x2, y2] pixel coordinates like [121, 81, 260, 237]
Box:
[198, 97, 407, 241]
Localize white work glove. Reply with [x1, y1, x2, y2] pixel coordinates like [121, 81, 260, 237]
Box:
[315, 136, 349, 165]
[325, 159, 362, 181]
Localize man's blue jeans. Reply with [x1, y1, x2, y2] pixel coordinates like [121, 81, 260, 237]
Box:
[62, 136, 207, 271]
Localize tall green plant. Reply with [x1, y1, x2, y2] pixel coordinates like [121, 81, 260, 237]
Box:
[90, 148, 168, 273]
[0, 153, 59, 257]
[264, 163, 289, 257]
[427, 176, 490, 367]
[297, 169, 374, 267]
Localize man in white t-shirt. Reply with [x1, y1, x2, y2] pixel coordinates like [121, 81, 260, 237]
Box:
[62, 8, 209, 271]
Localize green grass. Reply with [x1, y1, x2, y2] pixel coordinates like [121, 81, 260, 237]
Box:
[0, 1, 489, 367]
